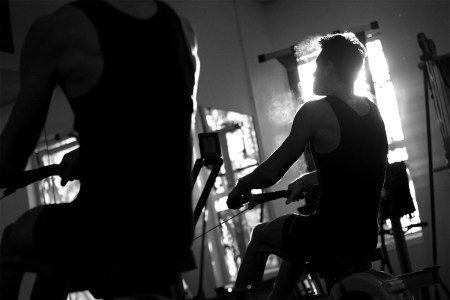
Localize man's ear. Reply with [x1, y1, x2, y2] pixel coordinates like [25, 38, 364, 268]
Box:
[325, 61, 335, 77]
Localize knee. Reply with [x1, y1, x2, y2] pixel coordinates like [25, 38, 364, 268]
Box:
[0, 224, 14, 255]
[0, 207, 43, 256]
[250, 223, 266, 243]
[247, 223, 275, 256]
[1, 224, 14, 243]
[2, 223, 12, 237]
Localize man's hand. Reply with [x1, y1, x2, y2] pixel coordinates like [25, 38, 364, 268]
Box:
[60, 147, 81, 186]
[286, 171, 317, 204]
[227, 179, 255, 209]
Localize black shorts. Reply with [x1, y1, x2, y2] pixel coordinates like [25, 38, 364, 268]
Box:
[33, 203, 193, 273]
[33, 203, 84, 271]
[282, 214, 324, 262]
[282, 213, 378, 263]
[31, 205, 182, 298]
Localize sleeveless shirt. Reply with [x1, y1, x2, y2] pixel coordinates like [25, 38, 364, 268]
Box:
[50, 0, 196, 266]
[306, 95, 388, 254]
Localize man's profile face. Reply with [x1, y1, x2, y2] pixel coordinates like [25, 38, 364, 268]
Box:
[312, 55, 328, 96]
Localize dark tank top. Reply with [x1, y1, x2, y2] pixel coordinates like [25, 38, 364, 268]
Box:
[310, 95, 388, 253]
[57, 0, 196, 265]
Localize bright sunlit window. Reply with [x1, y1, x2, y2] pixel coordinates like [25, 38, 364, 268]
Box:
[296, 38, 422, 236]
[34, 137, 80, 204]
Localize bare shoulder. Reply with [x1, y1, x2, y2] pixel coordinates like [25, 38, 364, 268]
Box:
[302, 98, 328, 110]
[296, 98, 331, 120]
[29, 5, 91, 47]
[20, 10, 70, 71]
[178, 15, 200, 79]
[22, 4, 100, 73]
[290, 98, 335, 137]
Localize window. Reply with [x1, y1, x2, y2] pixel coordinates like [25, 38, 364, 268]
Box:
[33, 136, 80, 205]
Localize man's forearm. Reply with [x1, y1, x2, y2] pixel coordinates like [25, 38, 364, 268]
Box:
[239, 162, 284, 190]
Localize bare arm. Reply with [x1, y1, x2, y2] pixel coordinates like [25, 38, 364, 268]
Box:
[60, 147, 81, 186]
[285, 170, 318, 204]
[179, 16, 200, 105]
[0, 17, 61, 186]
[178, 15, 200, 150]
[227, 101, 319, 207]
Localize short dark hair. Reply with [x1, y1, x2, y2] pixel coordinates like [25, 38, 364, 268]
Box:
[317, 32, 367, 84]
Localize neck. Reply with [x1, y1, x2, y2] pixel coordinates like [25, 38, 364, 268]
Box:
[328, 80, 357, 102]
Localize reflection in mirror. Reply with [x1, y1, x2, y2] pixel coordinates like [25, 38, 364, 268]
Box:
[198, 106, 279, 286]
